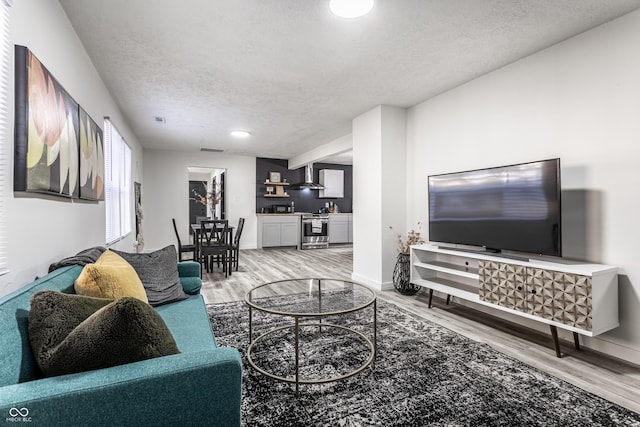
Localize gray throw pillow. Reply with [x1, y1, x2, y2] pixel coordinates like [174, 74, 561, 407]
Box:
[28, 291, 180, 377]
[113, 245, 188, 306]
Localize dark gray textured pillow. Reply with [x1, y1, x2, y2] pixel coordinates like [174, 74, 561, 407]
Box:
[113, 245, 188, 306]
[28, 290, 180, 377]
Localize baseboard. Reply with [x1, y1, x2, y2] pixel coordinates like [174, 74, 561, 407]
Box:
[350, 272, 394, 291]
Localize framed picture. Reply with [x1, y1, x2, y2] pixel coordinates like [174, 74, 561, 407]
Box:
[269, 171, 281, 183]
[14, 45, 80, 198]
[78, 107, 105, 201]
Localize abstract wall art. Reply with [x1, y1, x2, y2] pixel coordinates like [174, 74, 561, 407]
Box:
[79, 106, 104, 201]
[14, 45, 80, 198]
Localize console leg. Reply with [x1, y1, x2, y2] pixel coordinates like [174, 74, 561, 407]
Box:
[428, 289, 434, 309]
[550, 325, 562, 358]
[573, 332, 581, 351]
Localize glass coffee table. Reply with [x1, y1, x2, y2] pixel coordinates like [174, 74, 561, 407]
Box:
[245, 278, 377, 394]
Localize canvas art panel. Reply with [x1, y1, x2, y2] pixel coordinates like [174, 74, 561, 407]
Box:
[79, 107, 105, 201]
[14, 45, 80, 198]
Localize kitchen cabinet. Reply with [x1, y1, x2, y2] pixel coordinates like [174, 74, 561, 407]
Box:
[280, 222, 299, 246]
[319, 169, 344, 198]
[258, 215, 300, 248]
[329, 214, 352, 244]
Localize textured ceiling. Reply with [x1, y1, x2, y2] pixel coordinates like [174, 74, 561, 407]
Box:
[59, 0, 640, 161]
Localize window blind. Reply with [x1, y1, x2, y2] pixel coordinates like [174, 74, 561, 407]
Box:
[0, 1, 10, 275]
[104, 118, 132, 245]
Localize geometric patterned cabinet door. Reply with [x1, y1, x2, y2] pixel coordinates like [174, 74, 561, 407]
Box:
[479, 261, 593, 331]
[479, 261, 526, 311]
[526, 267, 592, 331]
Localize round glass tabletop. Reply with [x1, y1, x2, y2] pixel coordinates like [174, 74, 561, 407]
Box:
[245, 278, 376, 317]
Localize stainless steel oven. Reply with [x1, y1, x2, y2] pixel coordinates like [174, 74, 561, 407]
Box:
[301, 213, 329, 249]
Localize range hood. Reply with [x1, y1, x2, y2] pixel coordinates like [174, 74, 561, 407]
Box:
[290, 163, 324, 190]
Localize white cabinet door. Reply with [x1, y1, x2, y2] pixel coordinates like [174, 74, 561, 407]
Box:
[329, 215, 349, 244]
[280, 223, 299, 246]
[262, 223, 281, 247]
[319, 169, 344, 198]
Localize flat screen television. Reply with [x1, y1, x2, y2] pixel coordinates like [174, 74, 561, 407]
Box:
[428, 158, 561, 257]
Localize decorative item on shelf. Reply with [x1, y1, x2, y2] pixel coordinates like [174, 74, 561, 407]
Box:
[393, 223, 424, 295]
[269, 171, 281, 183]
[263, 175, 290, 197]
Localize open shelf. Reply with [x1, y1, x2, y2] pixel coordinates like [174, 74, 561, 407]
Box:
[414, 260, 478, 280]
[413, 277, 480, 301]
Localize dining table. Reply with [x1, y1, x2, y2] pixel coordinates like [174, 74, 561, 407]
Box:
[190, 222, 234, 275]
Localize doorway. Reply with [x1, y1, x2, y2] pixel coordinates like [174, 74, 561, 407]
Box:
[188, 167, 226, 234]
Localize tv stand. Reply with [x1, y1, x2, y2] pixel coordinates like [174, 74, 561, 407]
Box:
[436, 245, 529, 262]
[411, 245, 618, 357]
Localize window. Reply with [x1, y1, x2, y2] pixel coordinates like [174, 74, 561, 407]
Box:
[104, 118, 132, 245]
[0, 0, 10, 275]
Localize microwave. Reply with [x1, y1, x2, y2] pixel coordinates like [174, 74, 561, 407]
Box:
[272, 205, 291, 213]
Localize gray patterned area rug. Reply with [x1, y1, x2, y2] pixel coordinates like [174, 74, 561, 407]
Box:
[207, 298, 640, 427]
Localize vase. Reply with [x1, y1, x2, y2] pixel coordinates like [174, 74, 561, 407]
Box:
[393, 252, 420, 296]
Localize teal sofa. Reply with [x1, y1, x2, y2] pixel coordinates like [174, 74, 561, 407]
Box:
[0, 262, 242, 426]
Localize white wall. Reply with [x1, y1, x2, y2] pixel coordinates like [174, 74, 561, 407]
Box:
[352, 105, 407, 290]
[0, 0, 143, 297]
[142, 149, 257, 252]
[406, 10, 640, 362]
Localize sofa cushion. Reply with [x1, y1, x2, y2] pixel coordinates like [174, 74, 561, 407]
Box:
[28, 291, 180, 377]
[74, 250, 148, 303]
[113, 246, 188, 306]
[0, 266, 83, 387]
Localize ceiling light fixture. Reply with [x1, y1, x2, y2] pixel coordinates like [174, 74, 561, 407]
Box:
[230, 130, 251, 138]
[329, 0, 374, 19]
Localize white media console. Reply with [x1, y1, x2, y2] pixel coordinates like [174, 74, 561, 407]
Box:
[409, 244, 619, 357]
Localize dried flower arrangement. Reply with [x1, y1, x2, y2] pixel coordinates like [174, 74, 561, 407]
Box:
[397, 223, 425, 254]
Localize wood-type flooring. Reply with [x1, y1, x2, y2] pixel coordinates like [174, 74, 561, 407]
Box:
[200, 246, 640, 414]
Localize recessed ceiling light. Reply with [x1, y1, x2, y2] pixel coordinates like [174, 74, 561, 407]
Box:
[230, 130, 251, 138]
[329, 0, 374, 19]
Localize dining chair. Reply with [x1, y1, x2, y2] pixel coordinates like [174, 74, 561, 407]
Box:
[228, 217, 245, 272]
[172, 218, 196, 261]
[198, 219, 230, 276]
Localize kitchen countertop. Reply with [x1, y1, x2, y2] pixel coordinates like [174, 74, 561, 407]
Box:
[256, 212, 307, 216]
[256, 212, 352, 216]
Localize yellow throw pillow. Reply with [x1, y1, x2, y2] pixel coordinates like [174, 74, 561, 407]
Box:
[74, 250, 148, 303]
